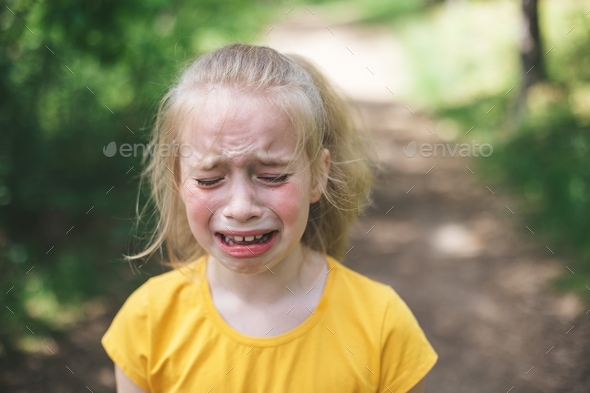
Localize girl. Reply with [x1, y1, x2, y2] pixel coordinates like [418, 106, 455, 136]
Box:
[102, 43, 438, 393]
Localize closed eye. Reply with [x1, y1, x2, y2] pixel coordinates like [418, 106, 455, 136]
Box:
[194, 174, 290, 187]
[261, 174, 290, 183]
[195, 178, 222, 187]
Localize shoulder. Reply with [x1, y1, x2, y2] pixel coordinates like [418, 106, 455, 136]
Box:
[104, 258, 208, 351]
[325, 259, 438, 391]
[146, 261, 204, 291]
[326, 256, 430, 339]
[325, 255, 414, 337]
[121, 258, 206, 317]
[327, 255, 398, 305]
[101, 261, 206, 391]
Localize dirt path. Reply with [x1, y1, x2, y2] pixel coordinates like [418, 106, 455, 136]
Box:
[348, 101, 590, 393]
[3, 7, 590, 393]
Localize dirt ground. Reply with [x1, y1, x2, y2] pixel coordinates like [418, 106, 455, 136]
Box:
[348, 101, 590, 393]
[3, 9, 590, 393]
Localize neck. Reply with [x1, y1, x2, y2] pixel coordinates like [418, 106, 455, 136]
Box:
[206, 245, 325, 305]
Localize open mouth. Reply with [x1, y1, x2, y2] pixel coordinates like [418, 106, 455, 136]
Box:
[217, 230, 276, 247]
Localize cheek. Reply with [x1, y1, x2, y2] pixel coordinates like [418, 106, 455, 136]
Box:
[267, 183, 309, 229]
[183, 192, 214, 232]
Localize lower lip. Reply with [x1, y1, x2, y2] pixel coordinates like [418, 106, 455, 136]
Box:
[216, 231, 278, 258]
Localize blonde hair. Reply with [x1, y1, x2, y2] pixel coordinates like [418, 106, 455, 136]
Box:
[128, 43, 379, 269]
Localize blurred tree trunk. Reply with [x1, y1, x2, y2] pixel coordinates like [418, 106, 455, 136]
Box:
[513, 0, 546, 126]
[520, 0, 545, 88]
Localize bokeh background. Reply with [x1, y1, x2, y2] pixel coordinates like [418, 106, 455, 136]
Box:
[1, 0, 589, 392]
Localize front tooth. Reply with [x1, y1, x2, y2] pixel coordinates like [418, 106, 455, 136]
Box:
[244, 236, 254, 241]
[254, 234, 262, 240]
[234, 236, 244, 242]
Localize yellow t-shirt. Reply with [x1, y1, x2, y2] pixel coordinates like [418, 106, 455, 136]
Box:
[101, 254, 437, 392]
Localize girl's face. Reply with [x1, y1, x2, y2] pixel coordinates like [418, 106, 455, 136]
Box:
[179, 92, 329, 275]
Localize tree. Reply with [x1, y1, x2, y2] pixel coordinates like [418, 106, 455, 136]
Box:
[0, 0, 274, 356]
[514, 0, 546, 123]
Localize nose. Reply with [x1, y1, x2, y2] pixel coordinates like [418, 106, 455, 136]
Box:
[222, 175, 263, 223]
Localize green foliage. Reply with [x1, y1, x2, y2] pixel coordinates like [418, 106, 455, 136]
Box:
[351, 0, 433, 24]
[0, 0, 277, 355]
[484, 108, 590, 247]
[406, 0, 590, 300]
[488, 4, 590, 294]
[437, 92, 511, 138]
[480, 103, 590, 302]
[392, 0, 520, 111]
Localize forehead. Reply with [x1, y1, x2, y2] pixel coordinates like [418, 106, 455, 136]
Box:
[179, 91, 300, 170]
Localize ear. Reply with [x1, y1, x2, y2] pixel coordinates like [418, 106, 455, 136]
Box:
[310, 148, 330, 204]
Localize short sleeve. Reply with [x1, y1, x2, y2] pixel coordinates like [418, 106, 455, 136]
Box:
[378, 287, 438, 393]
[101, 281, 151, 391]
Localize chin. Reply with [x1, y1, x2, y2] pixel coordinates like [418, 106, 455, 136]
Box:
[221, 259, 270, 275]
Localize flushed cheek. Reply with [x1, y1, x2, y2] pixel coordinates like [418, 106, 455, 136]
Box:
[267, 185, 308, 232]
[184, 193, 216, 237]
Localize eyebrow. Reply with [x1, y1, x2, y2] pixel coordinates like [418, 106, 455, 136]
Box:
[194, 154, 292, 171]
